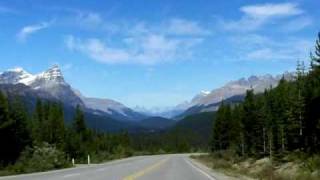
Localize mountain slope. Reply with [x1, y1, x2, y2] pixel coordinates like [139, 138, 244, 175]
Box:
[175, 72, 294, 118]
[0, 66, 146, 122]
[81, 97, 147, 122]
[138, 117, 176, 131]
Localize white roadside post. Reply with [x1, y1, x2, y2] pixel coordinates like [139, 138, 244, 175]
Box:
[88, 155, 90, 165]
[72, 158, 75, 166]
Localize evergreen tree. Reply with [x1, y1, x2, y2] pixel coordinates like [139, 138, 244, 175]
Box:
[310, 32, 320, 69]
[48, 103, 65, 147]
[0, 91, 14, 165]
[73, 105, 86, 136]
[31, 99, 44, 143]
[242, 90, 262, 155]
[211, 103, 232, 151]
[9, 98, 32, 161]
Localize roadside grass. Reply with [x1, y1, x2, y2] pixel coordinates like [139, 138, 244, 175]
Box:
[191, 151, 320, 180]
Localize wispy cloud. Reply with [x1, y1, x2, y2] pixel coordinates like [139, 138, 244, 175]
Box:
[66, 36, 130, 64]
[241, 3, 303, 18]
[221, 3, 306, 32]
[17, 22, 51, 42]
[63, 14, 208, 65]
[229, 34, 313, 62]
[65, 10, 211, 37]
[166, 18, 211, 36]
[65, 34, 202, 65]
[280, 16, 313, 32]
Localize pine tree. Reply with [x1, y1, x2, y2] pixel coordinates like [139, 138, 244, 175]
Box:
[8, 98, 32, 161]
[73, 105, 87, 140]
[310, 32, 320, 69]
[48, 103, 65, 147]
[32, 99, 44, 143]
[0, 91, 14, 165]
[242, 90, 262, 155]
[211, 103, 233, 151]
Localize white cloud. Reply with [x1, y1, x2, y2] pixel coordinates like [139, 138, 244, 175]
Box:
[230, 34, 313, 62]
[280, 16, 313, 32]
[76, 12, 104, 27]
[221, 3, 305, 32]
[66, 36, 130, 64]
[240, 3, 303, 18]
[63, 14, 209, 64]
[71, 14, 211, 37]
[166, 18, 210, 36]
[65, 34, 203, 65]
[17, 22, 51, 42]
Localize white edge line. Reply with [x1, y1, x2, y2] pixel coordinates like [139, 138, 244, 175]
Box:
[185, 159, 216, 180]
[63, 173, 81, 178]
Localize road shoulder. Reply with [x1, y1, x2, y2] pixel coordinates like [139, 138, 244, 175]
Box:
[188, 156, 246, 180]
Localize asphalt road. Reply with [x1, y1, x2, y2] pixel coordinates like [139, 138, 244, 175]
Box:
[0, 154, 229, 180]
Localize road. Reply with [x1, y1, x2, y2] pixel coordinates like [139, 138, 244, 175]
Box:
[0, 154, 232, 180]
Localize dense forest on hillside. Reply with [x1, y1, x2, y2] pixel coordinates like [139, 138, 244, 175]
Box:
[208, 33, 320, 179]
[0, 98, 134, 174]
[0, 92, 212, 175]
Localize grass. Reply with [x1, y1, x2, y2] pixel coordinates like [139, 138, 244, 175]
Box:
[192, 151, 320, 180]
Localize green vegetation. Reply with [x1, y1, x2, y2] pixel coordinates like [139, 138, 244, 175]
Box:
[0, 97, 133, 175]
[0, 90, 213, 175]
[130, 112, 214, 153]
[204, 32, 320, 179]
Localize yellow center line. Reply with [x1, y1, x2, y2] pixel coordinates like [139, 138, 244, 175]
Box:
[122, 158, 169, 180]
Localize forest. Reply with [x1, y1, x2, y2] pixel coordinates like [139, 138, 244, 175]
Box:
[0, 91, 208, 175]
[208, 33, 320, 179]
[211, 32, 320, 156]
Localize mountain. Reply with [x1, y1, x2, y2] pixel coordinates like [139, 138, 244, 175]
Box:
[134, 106, 186, 119]
[170, 112, 215, 148]
[0, 66, 146, 122]
[175, 72, 295, 118]
[138, 117, 176, 131]
[81, 97, 147, 122]
[0, 66, 84, 107]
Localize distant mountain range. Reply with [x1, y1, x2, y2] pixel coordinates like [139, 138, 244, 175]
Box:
[136, 72, 295, 119]
[0, 66, 296, 132]
[0, 66, 146, 122]
[174, 72, 295, 118]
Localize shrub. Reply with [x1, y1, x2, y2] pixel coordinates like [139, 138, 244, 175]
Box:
[302, 155, 320, 172]
[12, 143, 70, 173]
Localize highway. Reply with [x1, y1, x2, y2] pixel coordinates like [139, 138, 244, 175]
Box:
[0, 154, 235, 180]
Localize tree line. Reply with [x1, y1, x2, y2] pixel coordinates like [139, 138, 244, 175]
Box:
[211, 32, 320, 158]
[0, 97, 131, 169]
[0, 90, 202, 172]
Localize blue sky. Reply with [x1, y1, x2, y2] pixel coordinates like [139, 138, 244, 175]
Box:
[0, 0, 319, 108]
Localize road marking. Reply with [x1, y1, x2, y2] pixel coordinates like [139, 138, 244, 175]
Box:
[96, 167, 107, 172]
[122, 158, 168, 180]
[185, 159, 216, 180]
[62, 173, 81, 178]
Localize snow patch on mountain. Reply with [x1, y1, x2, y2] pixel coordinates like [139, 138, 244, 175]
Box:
[0, 66, 146, 121]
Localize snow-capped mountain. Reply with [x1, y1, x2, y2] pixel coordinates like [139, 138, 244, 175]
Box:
[175, 72, 295, 118]
[0, 66, 83, 107]
[0, 66, 146, 121]
[192, 73, 294, 107]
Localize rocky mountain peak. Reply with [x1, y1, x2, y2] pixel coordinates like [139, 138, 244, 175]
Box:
[0, 67, 34, 85]
[38, 65, 65, 83]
